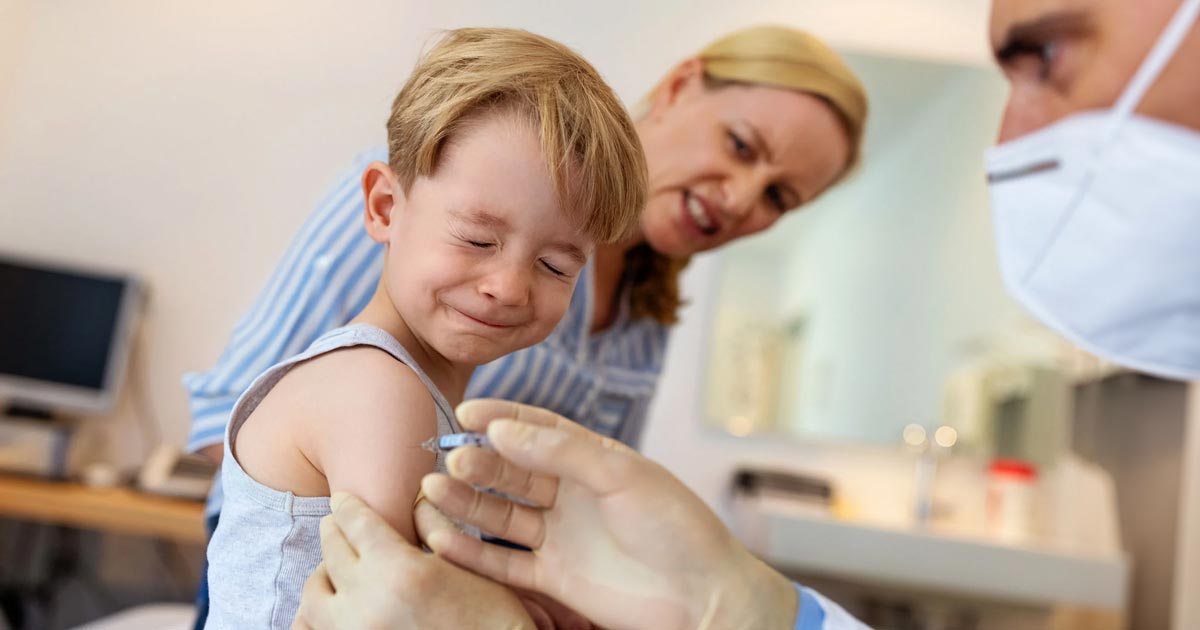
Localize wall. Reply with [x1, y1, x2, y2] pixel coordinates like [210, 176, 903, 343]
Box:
[0, 0, 27, 134]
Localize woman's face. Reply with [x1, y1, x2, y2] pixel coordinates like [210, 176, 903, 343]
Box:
[636, 60, 852, 258]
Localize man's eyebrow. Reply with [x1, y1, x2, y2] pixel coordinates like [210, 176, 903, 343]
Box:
[994, 10, 1094, 63]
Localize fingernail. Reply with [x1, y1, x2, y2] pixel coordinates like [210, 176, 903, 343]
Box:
[419, 473, 441, 498]
[426, 530, 450, 552]
[488, 419, 533, 451]
[455, 400, 476, 418]
[330, 491, 348, 511]
[445, 448, 466, 477]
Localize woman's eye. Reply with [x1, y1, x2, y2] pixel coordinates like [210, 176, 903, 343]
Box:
[765, 185, 788, 212]
[728, 131, 753, 160]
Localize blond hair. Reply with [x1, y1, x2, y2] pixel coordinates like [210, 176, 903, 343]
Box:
[386, 28, 646, 245]
[630, 25, 869, 325]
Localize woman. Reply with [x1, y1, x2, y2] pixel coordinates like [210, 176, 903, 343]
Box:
[186, 24, 867, 628]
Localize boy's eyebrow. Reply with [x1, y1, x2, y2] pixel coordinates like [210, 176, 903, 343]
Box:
[451, 208, 511, 231]
[548, 241, 588, 265]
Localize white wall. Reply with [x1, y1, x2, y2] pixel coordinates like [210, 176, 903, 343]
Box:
[0, 0, 27, 129]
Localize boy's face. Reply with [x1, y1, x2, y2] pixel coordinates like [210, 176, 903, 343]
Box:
[365, 113, 592, 366]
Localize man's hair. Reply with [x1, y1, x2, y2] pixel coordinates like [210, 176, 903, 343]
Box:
[387, 28, 646, 244]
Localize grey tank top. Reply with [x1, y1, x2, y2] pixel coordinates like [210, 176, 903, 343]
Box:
[204, 323, 462, 630]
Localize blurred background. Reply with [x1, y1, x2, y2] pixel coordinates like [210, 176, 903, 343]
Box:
[0, 1, 1197, 629]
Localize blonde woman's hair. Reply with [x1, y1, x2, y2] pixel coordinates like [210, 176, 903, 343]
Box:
[629, 25, 870, 325]
[387, 28, 647, 245]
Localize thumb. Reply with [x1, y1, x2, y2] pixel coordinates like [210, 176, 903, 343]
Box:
[329, 492, 409, 556]
[486, 420, 636, 496]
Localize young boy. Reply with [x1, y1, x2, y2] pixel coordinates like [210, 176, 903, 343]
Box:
[203, 28, 646, 629]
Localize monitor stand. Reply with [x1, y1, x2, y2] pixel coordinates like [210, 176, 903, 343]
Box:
[0, 405, 75, 478]
[2, 403, 56, 422]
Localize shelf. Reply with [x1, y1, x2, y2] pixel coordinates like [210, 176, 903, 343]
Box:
[734, 497, 1129, 611]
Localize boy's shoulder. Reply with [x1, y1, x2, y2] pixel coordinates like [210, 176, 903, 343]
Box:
[233, 340, 439, 500]
[278, 344, 436, 425]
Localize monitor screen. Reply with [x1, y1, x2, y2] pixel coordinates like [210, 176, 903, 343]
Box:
[0, 256, 140, 414]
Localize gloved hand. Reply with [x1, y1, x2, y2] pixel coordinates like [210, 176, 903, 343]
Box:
[417, 399, 799, 630]
[291, 491, 538, 630]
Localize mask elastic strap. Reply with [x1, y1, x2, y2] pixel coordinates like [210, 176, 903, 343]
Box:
[1102, 0, 1200, 143]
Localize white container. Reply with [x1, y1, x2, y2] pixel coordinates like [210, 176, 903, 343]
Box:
[986, 459, 1038, 545]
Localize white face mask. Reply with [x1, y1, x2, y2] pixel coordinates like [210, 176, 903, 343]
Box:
[985, 0, 1200, 380]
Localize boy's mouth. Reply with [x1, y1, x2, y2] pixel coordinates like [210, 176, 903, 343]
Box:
[449, 306, 517, 329]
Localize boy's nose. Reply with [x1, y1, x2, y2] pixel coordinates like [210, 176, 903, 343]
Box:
[478, 264, 531, 307]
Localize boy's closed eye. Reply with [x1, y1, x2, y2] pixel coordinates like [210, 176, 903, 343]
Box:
[540, 259, 570, 279]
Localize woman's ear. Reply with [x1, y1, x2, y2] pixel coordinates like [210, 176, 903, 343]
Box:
[646, 58, 706, 120]
[362, 162, 403, 244]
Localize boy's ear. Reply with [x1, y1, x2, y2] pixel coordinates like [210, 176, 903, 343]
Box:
[647, 57, 705, 120]
[362, 162, 404, 244]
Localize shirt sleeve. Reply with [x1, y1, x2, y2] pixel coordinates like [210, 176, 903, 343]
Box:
[181, 148, 388, 454]
[794, 583, 872, 630]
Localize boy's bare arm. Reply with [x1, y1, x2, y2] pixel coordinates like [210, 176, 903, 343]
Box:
[300, 349, 438, 545]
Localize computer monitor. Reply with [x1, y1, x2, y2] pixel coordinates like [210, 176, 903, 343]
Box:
[0, 254, 143, 416]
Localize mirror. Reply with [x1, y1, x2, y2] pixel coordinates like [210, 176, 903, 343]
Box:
[703, 52, 1083, 457]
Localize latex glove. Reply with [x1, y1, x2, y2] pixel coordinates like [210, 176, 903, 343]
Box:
[291, 492, 537, 630]
[413, 498, 595, 630]
[418, 399, 799, 630]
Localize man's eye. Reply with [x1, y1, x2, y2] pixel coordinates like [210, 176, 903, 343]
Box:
[1001, 39, 1061, 81]
[1031, 41, 1060, 79]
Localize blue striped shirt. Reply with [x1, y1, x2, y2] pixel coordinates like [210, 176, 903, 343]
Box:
[183, 147, 669, 507]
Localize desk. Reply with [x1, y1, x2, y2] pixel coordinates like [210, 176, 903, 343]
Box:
[0, 474, 206, 544]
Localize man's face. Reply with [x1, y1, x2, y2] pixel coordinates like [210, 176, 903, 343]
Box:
[990, 0, 1200, 143]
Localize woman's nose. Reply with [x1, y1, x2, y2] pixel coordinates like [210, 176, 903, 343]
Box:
[722, 171, 768, 223]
